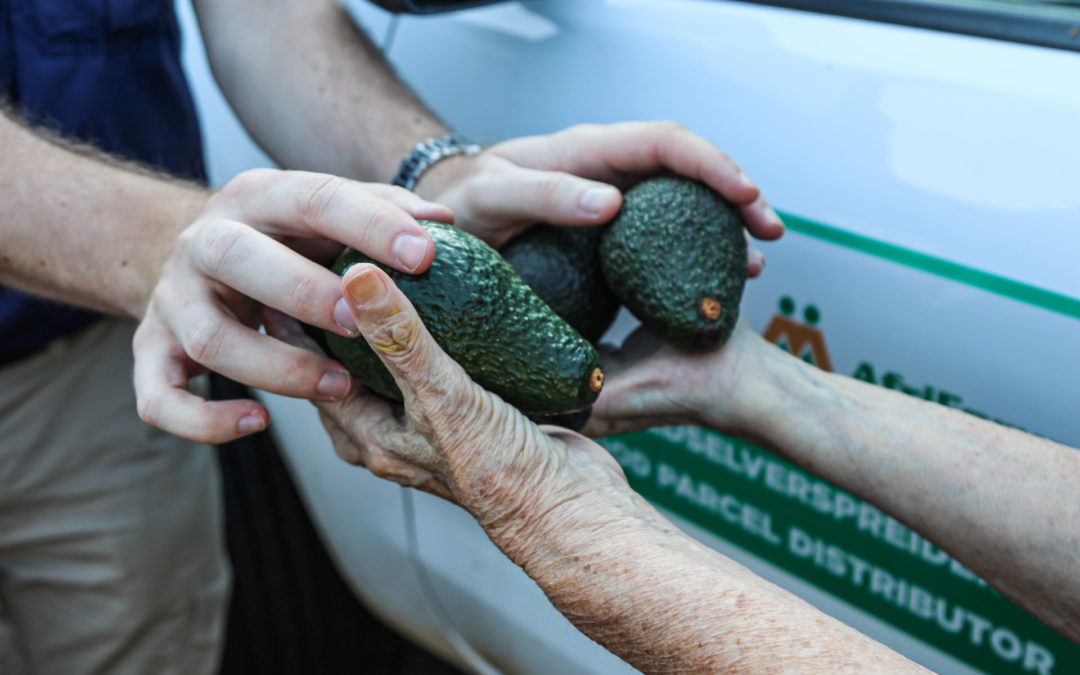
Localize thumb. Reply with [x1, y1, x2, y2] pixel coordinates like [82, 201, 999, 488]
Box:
[341, 263, 470, 412]
[474, 167, 622, 227]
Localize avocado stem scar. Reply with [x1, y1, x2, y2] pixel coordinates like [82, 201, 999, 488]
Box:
[589, 367, 604, 393]
[699, 297, 722, 322]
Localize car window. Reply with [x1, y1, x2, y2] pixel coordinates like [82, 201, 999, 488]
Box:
[735, 0, 1080, 51]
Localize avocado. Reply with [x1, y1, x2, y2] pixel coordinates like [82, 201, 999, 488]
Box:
[529, 406, 594, 431]
[500, 224, 619, 344]
[600, 177, 747, 351]
[324, 221, 604, 416]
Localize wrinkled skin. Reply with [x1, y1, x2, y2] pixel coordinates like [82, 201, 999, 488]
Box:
[585, 314, 1080, 647]
[584, 319, 765, 439]
[264, 263, 627, 526]
[266, 265, 928, 674]
[135, 122, 781, 444]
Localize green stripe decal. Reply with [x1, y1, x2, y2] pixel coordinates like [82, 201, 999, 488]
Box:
[779, 212, 1080, 320]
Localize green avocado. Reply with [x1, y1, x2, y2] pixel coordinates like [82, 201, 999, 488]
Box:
[529, 406, 594, 431]
[324, 221, 604, 417]
[499, 224, 620, 344]
[600, 177, 747, 351]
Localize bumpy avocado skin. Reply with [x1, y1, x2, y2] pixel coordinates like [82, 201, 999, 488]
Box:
[324, 221, 602, 416]
[600, 177, 747, 351]
[500, 224, 619, 344]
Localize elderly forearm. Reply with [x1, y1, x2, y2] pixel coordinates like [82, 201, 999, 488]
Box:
[485, 470, 925, 673]
[733, 348, 1080, 641]
[0, 110, 207, 317]
[194, 0, 449, 182]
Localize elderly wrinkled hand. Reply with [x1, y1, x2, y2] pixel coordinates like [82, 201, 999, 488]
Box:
[267, 270, 932, 674]
[132, 169, 454, 444]
[585, 318, 779, 439]
[264, 262, 628, 527]
[414, 121, 784, 277]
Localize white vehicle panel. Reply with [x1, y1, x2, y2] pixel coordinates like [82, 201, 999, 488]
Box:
[386, 0, 1079, 297]
[383, 2, 1080, 673]
[179, 1, 1080, 672]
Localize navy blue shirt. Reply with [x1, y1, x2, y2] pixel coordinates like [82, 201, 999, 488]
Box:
[0, 0, 206, 350]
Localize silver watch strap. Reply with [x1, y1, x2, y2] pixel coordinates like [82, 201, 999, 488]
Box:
[391, 133, 482, 190]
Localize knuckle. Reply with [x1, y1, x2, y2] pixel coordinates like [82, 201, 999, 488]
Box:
[655, 119, 688, 135]
[131, 320, 151, 350]
[565, 122, 600, 137]
[356, 202, 399, 243]
[418, 377, 491, 448]
[335, 448, 365, 467]
[368, 310, 424, 365]
[460, 171, 490, 206]
[194, 221, 248, 276]
[278, 352, 321, 395]
[285, 271, 326, 316]
[219, 168, 270, 202]
[136, 392, 162, 428]
[364, 451, 397, 480]
[170, 222, 203, 263]
[386, 185, 416, 205]
[297, 174, 348, 227]
[537, 175, 566, 205]
[181, 314, 227, 365]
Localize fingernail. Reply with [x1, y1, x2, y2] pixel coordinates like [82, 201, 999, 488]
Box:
[344, 267, 386, 308]
[578, 186, 618, 218]
[392, 233, 430, 272]
[333, 297, 358, 336]
[238, 413, 266, 435]
[317, 370, 352, 400]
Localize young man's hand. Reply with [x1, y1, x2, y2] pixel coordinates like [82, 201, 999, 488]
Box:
[415, 122, 783, 276]
[133, 169, 453, 444]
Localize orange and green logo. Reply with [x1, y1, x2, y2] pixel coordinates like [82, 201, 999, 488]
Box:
[763, 296, 833, 372]
[603, 211, 1080, 673]
[600, 292, 1075, 674]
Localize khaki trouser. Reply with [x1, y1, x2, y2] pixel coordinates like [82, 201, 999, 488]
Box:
[0, 318, 229, 674]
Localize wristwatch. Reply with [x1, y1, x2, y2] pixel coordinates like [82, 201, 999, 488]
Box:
[391, 133, 482, 191]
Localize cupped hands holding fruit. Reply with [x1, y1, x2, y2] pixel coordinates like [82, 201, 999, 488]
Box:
[284, 152, 1080, 670]
[319, 173, 757, 430]
[309, 121, 778, 433]
[134, 122, 779, 444]
[264, 260, 928, 675]
[411, 121, 785, 263]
